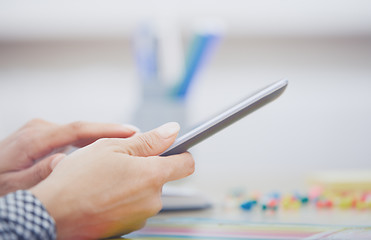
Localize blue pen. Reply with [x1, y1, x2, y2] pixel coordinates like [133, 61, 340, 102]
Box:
[174, 31, 220, 99]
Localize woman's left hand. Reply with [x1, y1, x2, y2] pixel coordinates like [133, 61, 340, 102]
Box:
[0, 118, 138, 196]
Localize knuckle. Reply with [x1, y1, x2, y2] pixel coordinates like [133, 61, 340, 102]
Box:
[13, 126, 46, 162]
[60, 121, 86, 141]
[22, 119, 52, 133]
[131, 220, 147, 232]
[166, 153, 195, 178]
[137, 135, 156, 152]
[17, 118, 55, 150]
[140, 190, 163, 217]
[129, 135, 157, 156]
[141, 163, 165, 189]
[34, 165, 49, 182]
[185, 154, 195, 175]
[68, 121, 85, 132]
[14, 129, 37, 155]
[152, 175, 165, 190]
[15, 130, 33, 146]
[26, 118, 46, 127]
[146, 170, 164, 189]
[149, 197, 163, 215]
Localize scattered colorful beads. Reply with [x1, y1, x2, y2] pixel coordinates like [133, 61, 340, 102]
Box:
[235, 188, 371, 212]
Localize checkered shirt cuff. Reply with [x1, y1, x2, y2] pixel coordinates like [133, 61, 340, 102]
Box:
[0, 190, 56, 240]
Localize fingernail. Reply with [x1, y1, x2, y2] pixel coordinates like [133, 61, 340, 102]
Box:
[156, 122, 180, 139]
[122, 124, 140, 133]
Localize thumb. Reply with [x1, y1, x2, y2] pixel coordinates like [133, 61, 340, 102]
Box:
[13, 153, 66, 190]
[122, 122, 180, 157]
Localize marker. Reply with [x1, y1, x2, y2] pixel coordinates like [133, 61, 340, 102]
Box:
[173, 22, 223, 100]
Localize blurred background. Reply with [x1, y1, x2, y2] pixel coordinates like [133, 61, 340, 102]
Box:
[0, 0, 371, 198]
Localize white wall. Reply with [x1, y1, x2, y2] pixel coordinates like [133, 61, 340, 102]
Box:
[1, 0, 371, 39]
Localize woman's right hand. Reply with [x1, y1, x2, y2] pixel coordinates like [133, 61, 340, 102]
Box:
[31, 122, 195, 240]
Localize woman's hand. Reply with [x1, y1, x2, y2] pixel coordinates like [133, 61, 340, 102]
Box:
[0, 119, 138, 196]
[31, 122, 195, 239]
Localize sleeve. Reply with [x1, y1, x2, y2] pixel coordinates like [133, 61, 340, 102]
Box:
[0, 190, 56, 240]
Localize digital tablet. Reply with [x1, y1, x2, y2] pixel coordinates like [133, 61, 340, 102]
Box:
[160, 79, 288, 156]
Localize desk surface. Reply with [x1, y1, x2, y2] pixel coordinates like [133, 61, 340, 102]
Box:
[123, 207, 371, 239]
[121, 189, 371, 239]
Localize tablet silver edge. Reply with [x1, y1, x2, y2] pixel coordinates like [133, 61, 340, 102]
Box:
[161, 78, 288, 156]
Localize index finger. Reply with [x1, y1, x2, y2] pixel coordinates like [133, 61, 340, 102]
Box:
[58, 122, 139, 147]
[155, 152, 195, 183]
[32, 122, 138, 160]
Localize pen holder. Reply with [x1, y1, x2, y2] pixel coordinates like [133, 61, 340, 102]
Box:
[133, 82, 188, 134]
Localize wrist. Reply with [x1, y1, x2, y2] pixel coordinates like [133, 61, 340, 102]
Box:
[30, 181, 76, 239]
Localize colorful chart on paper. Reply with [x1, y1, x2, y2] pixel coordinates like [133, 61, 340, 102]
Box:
[123, 217, 371, 240]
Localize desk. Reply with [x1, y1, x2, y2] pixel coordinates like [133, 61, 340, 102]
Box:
[124, 183, 371, 239]
[123, 206, 371, 239]
[155, 206, 371, 226]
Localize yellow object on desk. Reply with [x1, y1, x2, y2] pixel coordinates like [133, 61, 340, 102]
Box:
[308, 169, 371, 193]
